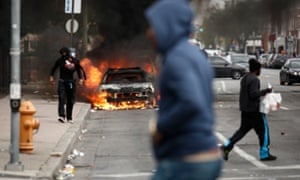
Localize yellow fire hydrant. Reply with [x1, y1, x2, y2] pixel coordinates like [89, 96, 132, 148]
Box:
[19, 100, 40, 153]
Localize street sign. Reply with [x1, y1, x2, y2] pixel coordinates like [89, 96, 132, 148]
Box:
[10, 83, 21, 99]
[65, 0, 82, 14]
[65, 19, 79, 34]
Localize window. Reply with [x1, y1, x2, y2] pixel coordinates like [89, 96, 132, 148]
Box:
[210, 57, 227, 65]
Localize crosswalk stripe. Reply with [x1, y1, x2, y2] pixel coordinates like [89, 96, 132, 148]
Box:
[92, 172, 152, 178]
[215, 132, 268, 168]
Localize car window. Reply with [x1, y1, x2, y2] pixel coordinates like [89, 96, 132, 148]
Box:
[276, 55, 284, 60]
[231, 55, 249, 63]
[210, 57, 227, 65]
[106, 72, 146, 83]
[290, 61, 300, 68]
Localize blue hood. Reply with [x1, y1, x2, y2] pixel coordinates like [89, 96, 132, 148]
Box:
[145, 0, 194, 53]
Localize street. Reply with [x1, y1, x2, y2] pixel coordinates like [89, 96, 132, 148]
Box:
[2, 1, 300, 179]
[72, 109, 156, 180]
[71, 68, 300, 180]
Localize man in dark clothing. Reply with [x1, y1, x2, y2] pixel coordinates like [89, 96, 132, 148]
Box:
[145, 0, 222, 179]
[221, 59, 277, 161]
[50, 47, 84, 123]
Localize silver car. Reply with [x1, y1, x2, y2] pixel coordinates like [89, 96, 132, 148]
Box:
[96, 67, 156, 109]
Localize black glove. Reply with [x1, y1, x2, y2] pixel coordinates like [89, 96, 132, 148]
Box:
[262, 88, 272, 96]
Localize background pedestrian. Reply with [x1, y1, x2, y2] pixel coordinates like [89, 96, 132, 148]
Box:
[49, 47, 84, 123]
[221, 59, 277, 161]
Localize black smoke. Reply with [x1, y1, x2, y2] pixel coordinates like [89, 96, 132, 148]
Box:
[85, 0, 155, 61]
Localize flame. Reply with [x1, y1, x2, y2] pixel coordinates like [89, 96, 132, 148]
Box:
[80, 57, 157, 110]
[80, 58, 102, 88]
[90, 91, 151, 110]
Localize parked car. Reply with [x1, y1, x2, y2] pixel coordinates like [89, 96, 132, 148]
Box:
[279, 58, 300, 85]
[204, 49, 229, 57]
[259, 53, 272, 67]
[226, 53, 251, 69]
[209, 56, 247, 79]
[96, 67, 156, 106]
[265, 53, 277, 68]
[269, 54, 288, 69]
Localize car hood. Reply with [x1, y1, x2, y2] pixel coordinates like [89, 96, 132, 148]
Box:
[235, 62, 249, 68]
[232, 63, 246, 68]
[99, 82, 154, 91]
[289, 68, 300, 72]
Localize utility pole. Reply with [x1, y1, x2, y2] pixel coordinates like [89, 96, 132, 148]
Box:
[5, 0, 24, 171]
[71, 0, 75, 48]
[82, 0, 88, 55]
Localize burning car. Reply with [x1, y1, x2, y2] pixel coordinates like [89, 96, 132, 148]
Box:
[93, 67, 156, 110]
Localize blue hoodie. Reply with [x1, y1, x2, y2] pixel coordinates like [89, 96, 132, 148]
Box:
[146, 0, 218, 160]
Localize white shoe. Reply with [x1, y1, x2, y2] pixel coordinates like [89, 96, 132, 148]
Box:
[67, 120, 74, 124]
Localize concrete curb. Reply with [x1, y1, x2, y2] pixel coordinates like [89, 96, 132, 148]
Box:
[0, 170, 37, 179]
[36, 103, 90, 180]
[0, 103, 90, 180]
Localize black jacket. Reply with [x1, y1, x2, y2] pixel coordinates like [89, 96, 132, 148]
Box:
[239, 73, 269, 112]
[50, 55, 82, 81]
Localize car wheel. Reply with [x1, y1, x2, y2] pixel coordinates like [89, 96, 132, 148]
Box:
[280, 76, 284, 85]
[285, 77, 292, 85]
[280, 80, 284, 85]
[232, 71, 242, 80]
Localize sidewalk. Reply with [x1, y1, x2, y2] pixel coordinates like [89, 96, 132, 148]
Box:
[0, 91, 90, 179]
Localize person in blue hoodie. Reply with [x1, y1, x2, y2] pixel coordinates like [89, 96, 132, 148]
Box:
[145, 0, 222, 179]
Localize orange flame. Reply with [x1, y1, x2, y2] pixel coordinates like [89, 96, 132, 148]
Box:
[80, 57, 157, 110]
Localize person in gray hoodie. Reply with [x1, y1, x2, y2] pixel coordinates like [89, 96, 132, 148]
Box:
[145, 0, 222, 179]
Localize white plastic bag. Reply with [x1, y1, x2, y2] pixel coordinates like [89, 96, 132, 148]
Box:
[260, 93, 282, 114]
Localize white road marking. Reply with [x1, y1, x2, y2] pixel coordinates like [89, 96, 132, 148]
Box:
[92, 172, 152, 178]
[215, 132, 268, 169]
[91, 132, 300, 179]
[91, 164, 300, 179]
[91, 168, 300, 179]
[214, 81, 227, 93]
[280, 106, 289, 110]
[220, 174, 300, 180]
[221, 81, 227, 92]
[267, 164, 300, 170]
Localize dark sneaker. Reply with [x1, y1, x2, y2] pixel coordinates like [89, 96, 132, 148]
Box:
[58, 117, 65, 123]
[220, 145, 230, 161]
[260, 154, 277, 161]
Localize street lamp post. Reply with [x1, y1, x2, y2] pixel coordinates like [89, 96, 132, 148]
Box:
[82, 0, 88, 55]
[70, 0, 75, 48]
[5, 0, 24, 171]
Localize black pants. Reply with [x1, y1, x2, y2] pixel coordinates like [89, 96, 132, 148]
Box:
[226, 111, 270, 158]
[57, 80, 76, 120]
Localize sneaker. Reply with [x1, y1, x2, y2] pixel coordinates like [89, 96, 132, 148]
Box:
[260, 154, 277, 161]
[220, 145, 230, 161]
[58, 117, 65, 123]
[67, 120, 74, 124]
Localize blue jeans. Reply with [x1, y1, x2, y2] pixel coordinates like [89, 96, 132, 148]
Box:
[152, 158, 223, 180]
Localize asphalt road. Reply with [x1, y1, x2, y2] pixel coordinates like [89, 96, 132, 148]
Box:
[72, 109, 156, 180]
[71, 68, 300, 180]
